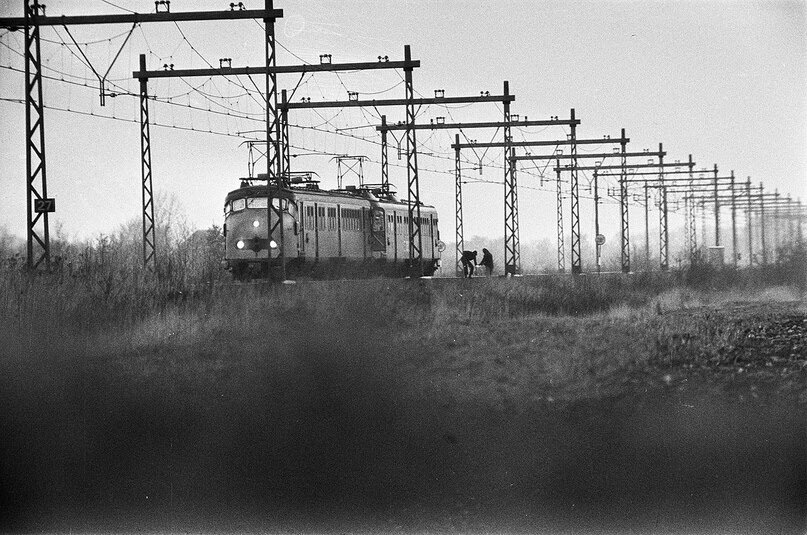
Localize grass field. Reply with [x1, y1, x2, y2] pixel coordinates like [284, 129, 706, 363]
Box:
[1, 267, 805, 533]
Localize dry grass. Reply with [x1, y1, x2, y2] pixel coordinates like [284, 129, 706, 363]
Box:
[1, 265, 805, 532]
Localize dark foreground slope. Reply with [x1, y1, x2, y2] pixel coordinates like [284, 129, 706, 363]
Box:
[0, 279, 805, 534]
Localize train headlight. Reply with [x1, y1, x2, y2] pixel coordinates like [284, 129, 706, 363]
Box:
[269, 240, 278, 249]
[253, 220, 260, 228]
[236, 240, 245, 250]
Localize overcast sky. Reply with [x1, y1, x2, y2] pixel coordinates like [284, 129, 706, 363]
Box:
[1, 0, 804, 252]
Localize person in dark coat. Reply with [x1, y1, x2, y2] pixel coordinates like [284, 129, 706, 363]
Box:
[480, 248, 493, 276]
[460, 250, 477, 278]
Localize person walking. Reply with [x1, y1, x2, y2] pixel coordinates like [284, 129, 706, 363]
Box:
[460, 250, 477, 278]
[480, 248, 493, 276]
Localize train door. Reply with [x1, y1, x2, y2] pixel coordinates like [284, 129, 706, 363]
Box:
[388, 213, 397, 261]
[337, 205, 343, 257]
[370, 207, 386, 252]
[314, 202, 319, 259]
[298, 201, 305, 257]
[429, 214, 435, 259]
[361, 207, 367, 259]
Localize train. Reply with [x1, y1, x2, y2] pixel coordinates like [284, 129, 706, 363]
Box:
[222, 175, 444, 279]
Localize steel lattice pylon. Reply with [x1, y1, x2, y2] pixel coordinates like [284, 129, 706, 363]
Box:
[569, 109, 581, 274]
[688, 155, 697, 265]
[138, 55, 155, 270]
[280, 89, 290, 182]
[683, 194, 690, 264]
[746, 178, 753, 266]
[503, 81, 518, 276]
[759, 184, 767, 265]
[264, 0, 284, 280]
[644, 182, 650, 271]
[512, 153, 521, 273]
[619, 130, 630, 273]
[404, 45, 423, 276]
[381, 115, 389, 189]
[658, 144, 668, 271]
[773, 191, 780, 263]
[713, 164, 720, 247]
[454, 134, 464, 277]
[24, 0, 50, 271]
[730, 172, 738, 267]
[556, 163, 565, 273]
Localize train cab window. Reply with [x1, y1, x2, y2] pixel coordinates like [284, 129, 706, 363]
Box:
[318, 207, 326, 230]
[232, 198, 246, 211]
[247, 197, 268, 209]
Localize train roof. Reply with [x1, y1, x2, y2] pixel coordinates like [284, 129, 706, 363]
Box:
[225, 183, 436, 210]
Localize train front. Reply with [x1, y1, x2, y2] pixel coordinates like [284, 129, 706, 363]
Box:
[222, 184, 298, 279]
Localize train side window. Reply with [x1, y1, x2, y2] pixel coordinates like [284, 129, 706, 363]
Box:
[327, 207, 336, 230]
[232, 198, 246, 211]
[305, 206, 314, 230]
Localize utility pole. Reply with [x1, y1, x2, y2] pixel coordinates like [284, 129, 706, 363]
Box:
[454, 134, 463, 276]
[713, 164, 720, 247]
[688, 155, 697, 265]
[568, 109, 581, 275]
[263, 0, 283, 279]
[620, 129, 629, 273]
[773, 189, 780, 263]
[644, 181, 650, 270]
[556, 160, 565, 273]
[683, 192, 690, 265]
[730, 170, 738, 267]
[747, 178, 753, 266]
[759, 183, 767, 266]
[502, 82, 519, 276]
[658, 144, 669, 271]
[380, 115, 389, 189]
[593, 168, 601, 273]
[401, 45, 423, 276]
[138, 54, 155, 270]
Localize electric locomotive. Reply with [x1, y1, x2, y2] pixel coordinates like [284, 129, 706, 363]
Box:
[222, 174, 444, 279]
